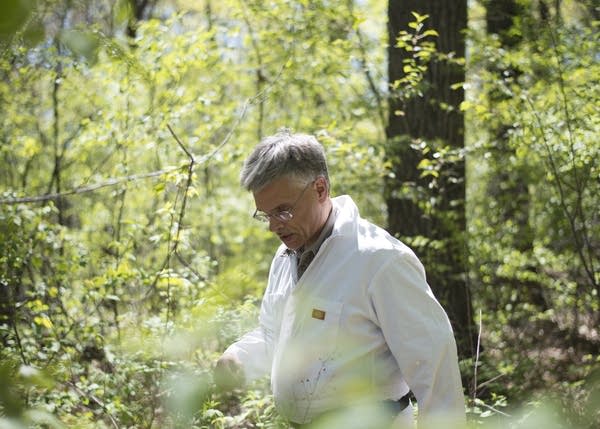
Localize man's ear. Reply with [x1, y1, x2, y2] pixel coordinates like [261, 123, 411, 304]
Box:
[314, 176, 329, 201]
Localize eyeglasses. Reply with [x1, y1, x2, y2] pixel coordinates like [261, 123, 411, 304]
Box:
[252, 181, 313, 223]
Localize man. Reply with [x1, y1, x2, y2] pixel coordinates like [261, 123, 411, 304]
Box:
[215, 131, 465, 428]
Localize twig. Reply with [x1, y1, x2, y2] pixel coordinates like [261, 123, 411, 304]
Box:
[66, 381, 120, 429]
[2, 96, 259, 206]
[477, 400, 511, 418]
[476, 372, 507, 390]
[472, 309, 482, 401]
[166, 124, 195, 253]
[174, 250, 206, 281]
[523, 93, 597, 289]
[0, 166, 183, 205]
[144, 96, 256, 301]
[160, 124, 196, 327]
[548, 27, 597, 288]
[12, 321, 29, 365]
[167, 124, 194, 161]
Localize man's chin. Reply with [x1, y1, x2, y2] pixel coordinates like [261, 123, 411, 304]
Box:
[280, 234, 302, 250]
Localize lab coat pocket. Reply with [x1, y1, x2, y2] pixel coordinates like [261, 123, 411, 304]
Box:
[279, 296, 343, 365]
[275, 297, 344, 405]
[301, 297, 343, 362]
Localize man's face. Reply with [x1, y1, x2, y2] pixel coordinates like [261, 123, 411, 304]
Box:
[253, 176, 327, 250]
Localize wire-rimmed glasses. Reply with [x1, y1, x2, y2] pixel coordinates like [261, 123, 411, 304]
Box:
[252, 180, 313, 223]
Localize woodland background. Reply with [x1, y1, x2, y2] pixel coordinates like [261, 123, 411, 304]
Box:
[0, 0, 598, 428]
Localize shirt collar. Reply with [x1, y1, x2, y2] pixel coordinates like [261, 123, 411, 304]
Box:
[283, 205, 338, 257]
[304, 205, 337, 255]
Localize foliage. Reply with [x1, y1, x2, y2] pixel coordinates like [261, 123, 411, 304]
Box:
[390, 12, 440, 106]
[1, 0, 387, 427]
[464, 0, 599, 425]
[0, 0, 598, 428]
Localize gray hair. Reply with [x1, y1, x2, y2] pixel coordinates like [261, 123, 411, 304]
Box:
[240, 130, 330, 192]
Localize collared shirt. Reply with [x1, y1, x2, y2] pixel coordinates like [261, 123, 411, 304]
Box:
[301, 205, 337, 256]
[292, 205, 337, 281]
[225, 195, 466, 425]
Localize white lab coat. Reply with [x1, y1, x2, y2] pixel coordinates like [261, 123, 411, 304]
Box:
[224, 195, 465, 425]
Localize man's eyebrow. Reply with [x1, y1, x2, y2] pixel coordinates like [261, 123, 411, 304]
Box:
[260, 203, 288, 213]
[274, 202, 292, 211]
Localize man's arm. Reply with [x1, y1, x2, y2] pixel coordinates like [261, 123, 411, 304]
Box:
[215, 250, 289, 391]
[369, 252, 466, 424]
[214, 272, 284, 391]
[214, 352, 245, 391]
[215, 325, 273, 391]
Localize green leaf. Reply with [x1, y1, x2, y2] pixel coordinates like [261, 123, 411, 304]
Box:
[411, 12, 429, 23]
[114, 0, 133, 27]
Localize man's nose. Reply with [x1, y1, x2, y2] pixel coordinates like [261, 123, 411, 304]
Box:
[268, 217, 284, 232]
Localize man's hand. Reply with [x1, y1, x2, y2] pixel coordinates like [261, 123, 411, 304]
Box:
[214, 353, 245, 392]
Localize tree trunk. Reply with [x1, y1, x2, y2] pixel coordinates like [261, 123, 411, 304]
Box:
[386, 0, 474, 359]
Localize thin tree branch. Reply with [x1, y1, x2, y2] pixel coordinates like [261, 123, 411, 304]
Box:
[142, 94, 261, 303]
[523, 94, 597, 290]
[158, 124, 197, 325]
[166, 124, 195, 252]
[12, 321, 29, 365]
[65, 381, 120, 429]
[476, 372, 507, 390]
[0, 166, 183, 205]
[472, 309, 482, 401]
[548, 27, 596, 283]
[477, 400, 511, 418]
[167, 124, 194, 161]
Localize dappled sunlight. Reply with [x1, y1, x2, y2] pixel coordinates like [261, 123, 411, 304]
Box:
[1, 0, 598, 427]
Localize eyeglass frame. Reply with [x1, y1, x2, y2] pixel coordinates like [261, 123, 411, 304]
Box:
[252, 179, 315, 223]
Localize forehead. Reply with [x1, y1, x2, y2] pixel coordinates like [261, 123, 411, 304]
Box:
[253, 176, 304, 212]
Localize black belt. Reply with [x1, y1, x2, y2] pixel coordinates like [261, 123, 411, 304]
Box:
[290, 392, 412, 428]
[383, 392, 411, 413]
